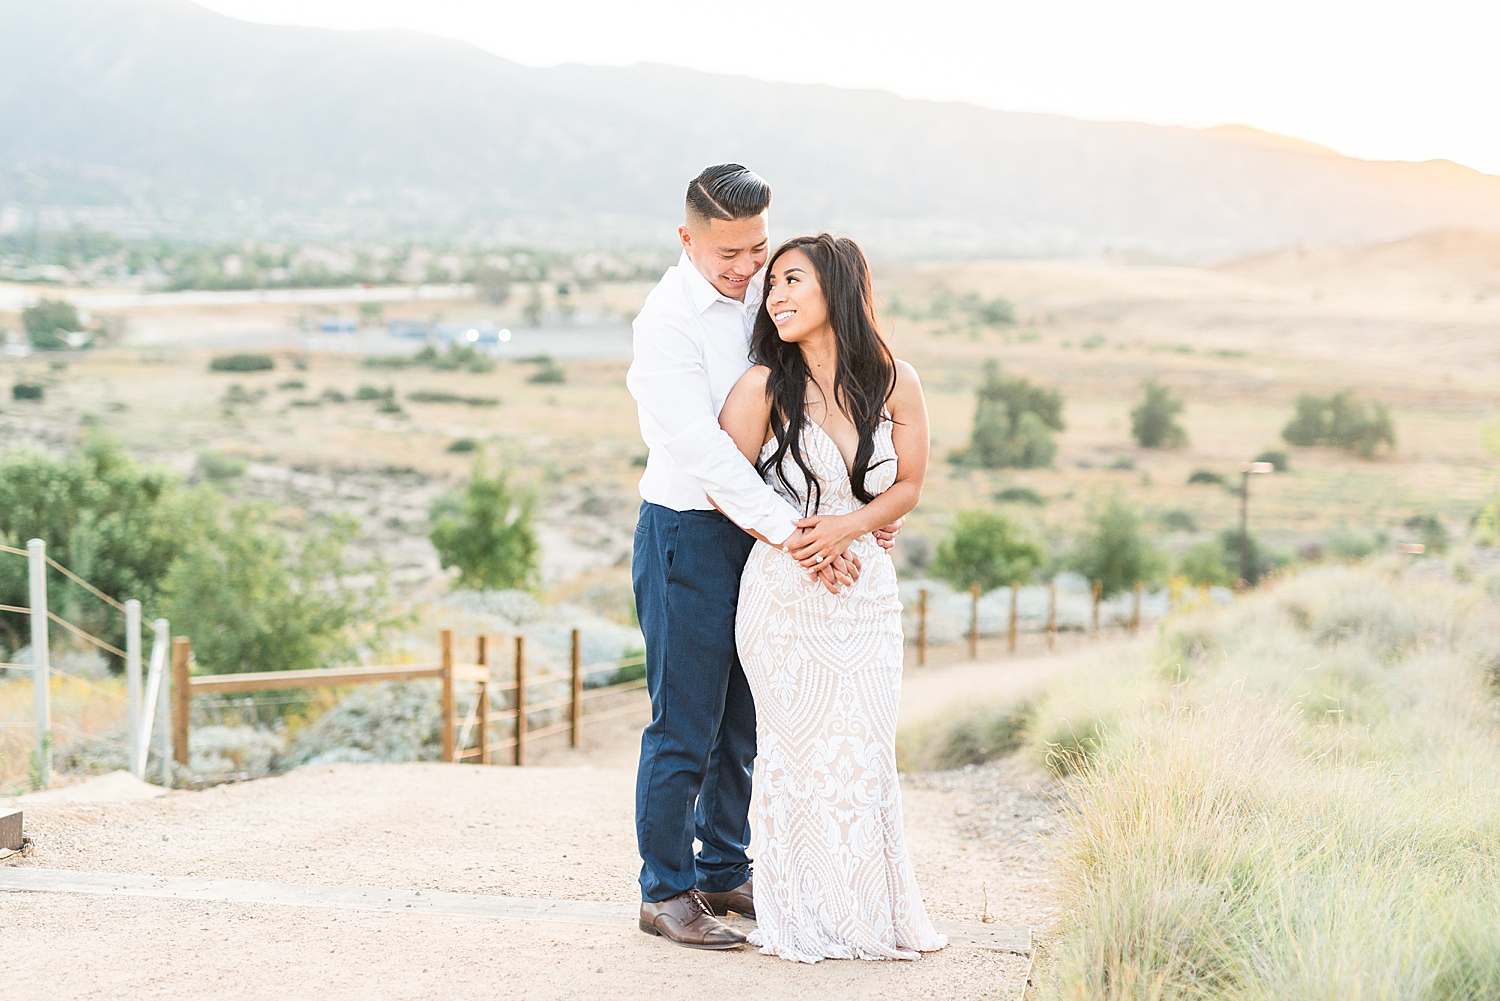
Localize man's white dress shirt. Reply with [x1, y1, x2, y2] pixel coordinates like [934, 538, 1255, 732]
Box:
[627, 252, 801, 546]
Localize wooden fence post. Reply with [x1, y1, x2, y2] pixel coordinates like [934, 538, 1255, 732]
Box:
[171, 637, 191, 769]
[476, 634, 490, 765]
[1092, 580, 1102, 636]
[1008, 584, 1019, 654]
[968, 583, 980, 660]
[917, 588, 928, 667]
[514, 634, 527, 767]
[1047, 581, 1057, 652]
[440, 628, 454, 763]
[570, 628, 582, 749]
[1131, 581, 1142, 635]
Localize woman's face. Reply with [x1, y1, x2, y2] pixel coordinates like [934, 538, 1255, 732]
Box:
[764, 248, 828, 344]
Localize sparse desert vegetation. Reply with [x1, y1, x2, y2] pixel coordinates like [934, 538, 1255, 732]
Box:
[904, 560, 1500, 998]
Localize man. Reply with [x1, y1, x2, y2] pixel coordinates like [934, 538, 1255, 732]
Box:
[627, 164, 896, 950]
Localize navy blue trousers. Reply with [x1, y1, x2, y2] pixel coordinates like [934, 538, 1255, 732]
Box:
[632, 502, 758, 902]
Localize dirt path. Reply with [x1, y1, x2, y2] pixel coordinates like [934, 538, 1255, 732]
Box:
[3, 654, 1069, 1001]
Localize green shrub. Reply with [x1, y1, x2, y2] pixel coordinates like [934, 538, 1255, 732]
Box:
[22, 299, 79, 350]
[408, 390, 500, 406]
[446, 437, 479, 454]
[221, 383, 263, 406]
[1253, 448, 1291, 472]
[906, 700, 1033, 771]
[11, 383, 43, 401]
[1130, 379, 1188, 448]
[0, 435, 184, 655]
[951, 359, 1064, 469]
[929, 510, 1044, 592]
[1325, 526, 1386, 562]
[0, 436, 399, 681]
[525, 358, 567, 384]
[319, 388, 347, 404]
[994, 485, 1047, 506]
[209, 353, 274, 373]
[354, 384, 393, 401]
[1067, 495, 1169, 597]
[1160, 508, 1197, 532]
[1282, 390, 1396, 457]
[429, 461, 539, 590]
[1187, 469, 1225, 486]
[1219, 527, 1289, 585]
[1404, 514, 1448, 555]
[1178, 540, 1236, 587]
[196, 451, 247, 482]
[159, 505, 399, 685]
[276, 379, 306, 391]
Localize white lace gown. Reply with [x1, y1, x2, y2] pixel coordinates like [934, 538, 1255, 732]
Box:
[736, 418, 947, 964]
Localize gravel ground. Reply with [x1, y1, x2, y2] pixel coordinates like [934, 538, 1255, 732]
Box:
[4, 658, 1064, 1000]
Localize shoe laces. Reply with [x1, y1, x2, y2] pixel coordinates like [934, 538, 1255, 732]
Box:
[684, 888, 714, 920]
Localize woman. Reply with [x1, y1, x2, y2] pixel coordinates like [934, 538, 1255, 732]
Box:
[718, 233, 946, 963]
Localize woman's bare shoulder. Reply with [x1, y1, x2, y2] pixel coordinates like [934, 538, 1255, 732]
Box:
[732, 363, 773, 393]
[889, 358, 925, 404]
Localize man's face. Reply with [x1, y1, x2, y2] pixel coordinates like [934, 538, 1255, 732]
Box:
[678, 212, 770, 302]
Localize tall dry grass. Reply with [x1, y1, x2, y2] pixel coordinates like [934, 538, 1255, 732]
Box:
[917, 562, 1500, 998]
[0, 669, 128, 791]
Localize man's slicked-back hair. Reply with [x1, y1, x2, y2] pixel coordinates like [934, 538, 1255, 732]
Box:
[686, 164, 771, 227]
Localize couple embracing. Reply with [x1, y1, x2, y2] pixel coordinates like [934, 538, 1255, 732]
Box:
[628, 164, 945, 964]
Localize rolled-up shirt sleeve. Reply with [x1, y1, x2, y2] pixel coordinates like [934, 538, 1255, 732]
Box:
[627, 312, 800, 545]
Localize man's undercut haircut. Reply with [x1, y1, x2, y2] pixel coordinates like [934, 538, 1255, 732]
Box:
[686, 164, 771, 228]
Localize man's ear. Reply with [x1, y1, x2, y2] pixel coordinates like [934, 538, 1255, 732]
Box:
[678, 225, 693, 254]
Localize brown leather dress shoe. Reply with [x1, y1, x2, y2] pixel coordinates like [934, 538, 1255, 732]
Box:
[700, 878, 755, 919]
[639, 889, 748, 950]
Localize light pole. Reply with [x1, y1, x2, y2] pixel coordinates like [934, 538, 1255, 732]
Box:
[1238, 461, 1275, 586]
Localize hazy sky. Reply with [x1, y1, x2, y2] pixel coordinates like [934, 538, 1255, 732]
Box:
[198, 0, 1500, 175]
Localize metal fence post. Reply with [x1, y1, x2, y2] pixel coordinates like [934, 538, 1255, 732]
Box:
[27, 539, 51, 789]
[125, 599, 142, 775]
[155, 619, 171, 787]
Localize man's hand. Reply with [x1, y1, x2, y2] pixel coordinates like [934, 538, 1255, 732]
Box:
[814, 551, 861, 595]
[873, 516, 905, 553]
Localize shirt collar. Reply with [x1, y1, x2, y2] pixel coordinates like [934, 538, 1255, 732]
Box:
[678, 251, 764, 315]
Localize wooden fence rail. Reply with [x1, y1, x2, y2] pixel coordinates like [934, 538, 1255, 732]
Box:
[175, 627, 648, 770]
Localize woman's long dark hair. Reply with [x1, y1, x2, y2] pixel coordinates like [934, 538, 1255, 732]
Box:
[751, 234, 896, 514]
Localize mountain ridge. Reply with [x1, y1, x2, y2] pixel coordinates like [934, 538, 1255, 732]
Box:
[2, 0, 1498, 258]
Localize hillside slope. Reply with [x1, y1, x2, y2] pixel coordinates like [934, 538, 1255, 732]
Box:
[3, 0, 1499, 257]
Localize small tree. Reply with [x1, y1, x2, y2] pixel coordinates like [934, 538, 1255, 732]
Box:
[22, 299, 79, 350]
[1281, 390, 1395, 458]
[1130, 379, 1188, 449]
[1066, 496, 1168, 598]
[475, 264, 512, 305]
[952, 360, 1064, 469]
[159, 502, 397, 681]
[429, 461, 538, 590]
[929, 510, 1044, 592]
